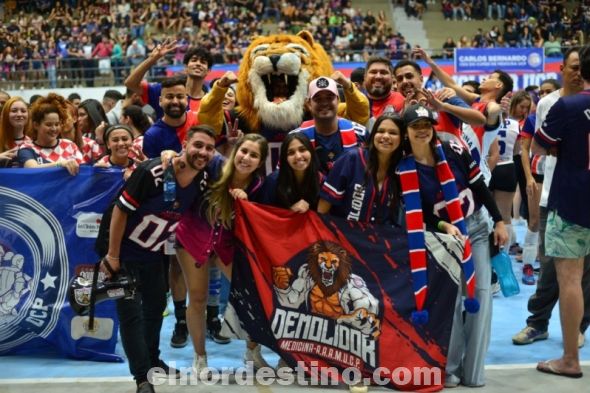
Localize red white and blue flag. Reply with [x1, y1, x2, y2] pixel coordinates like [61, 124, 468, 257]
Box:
[225, 200, 464, 391]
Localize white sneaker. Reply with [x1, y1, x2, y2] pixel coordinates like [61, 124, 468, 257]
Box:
[244, 344, 271, 370]
[348, 383, 368, 393]
[491, 282, 501, 296]
[192, 353, 211, 380]
[579, 332, 585, 348]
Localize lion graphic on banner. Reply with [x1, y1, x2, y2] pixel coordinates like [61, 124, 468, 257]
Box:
[273, 241, 381, 338]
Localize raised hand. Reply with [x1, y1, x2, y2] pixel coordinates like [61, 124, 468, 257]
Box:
[149, 39, 178, 60]
[330, 70, 352, 90]
[227, 118, 243, 146]
[217, 71, 238, 88]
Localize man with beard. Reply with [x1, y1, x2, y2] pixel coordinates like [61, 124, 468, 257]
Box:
[392, 52, 487, 146]
[142, 75, 199, 158]
[99, 125, 219, 393]
[125, 43, 213, 119]
[140, 74, 203, 351]
[363, 56, 405, 127]
[293, 77, 367, 173]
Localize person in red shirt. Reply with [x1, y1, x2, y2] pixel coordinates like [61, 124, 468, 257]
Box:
[363, 56, 405, 124]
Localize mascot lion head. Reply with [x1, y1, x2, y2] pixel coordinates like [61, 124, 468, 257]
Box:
[307, 241, 352, 297]
[237, 31, 333, 133]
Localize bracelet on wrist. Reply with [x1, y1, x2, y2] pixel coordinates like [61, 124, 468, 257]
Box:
[106, 255, 120, 260]
[54, 160, 62, 167]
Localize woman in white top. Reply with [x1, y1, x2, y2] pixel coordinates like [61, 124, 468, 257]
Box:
[489, 91, 529, 253]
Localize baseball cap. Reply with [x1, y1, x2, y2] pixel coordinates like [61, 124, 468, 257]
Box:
[403, 104, 438, 126]
[308, 77, 339, 99]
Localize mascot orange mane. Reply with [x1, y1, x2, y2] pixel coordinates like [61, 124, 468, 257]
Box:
[236, 31, 334, 133]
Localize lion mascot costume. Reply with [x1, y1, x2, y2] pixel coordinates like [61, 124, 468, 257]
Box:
[198, 31, 369, 170]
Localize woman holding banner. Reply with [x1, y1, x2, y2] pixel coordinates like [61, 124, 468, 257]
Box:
[398, 104, 507, 387]
[17, 93, 83, 176]
[0, 96, 30, 167]
[318, 113, 410, 226]
[260, 132, 322, 213]
[174, 133, 269, 378]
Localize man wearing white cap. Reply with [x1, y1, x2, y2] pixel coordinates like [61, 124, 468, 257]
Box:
[291, 76, 367, 173]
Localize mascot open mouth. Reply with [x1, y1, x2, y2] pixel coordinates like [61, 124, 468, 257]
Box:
[247, 51, 310, 130]
[322, 268, 335, 287]
[262, 73, 299, 104]
[236, 31, 334, 133]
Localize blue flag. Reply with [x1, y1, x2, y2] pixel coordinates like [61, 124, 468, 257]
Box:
[0, 167, 124, 361]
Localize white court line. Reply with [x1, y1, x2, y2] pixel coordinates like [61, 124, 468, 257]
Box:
[486, 360, 590, 370]
[2, 362, 590, 385]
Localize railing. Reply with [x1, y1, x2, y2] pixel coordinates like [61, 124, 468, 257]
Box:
[0, 47, 566, 90]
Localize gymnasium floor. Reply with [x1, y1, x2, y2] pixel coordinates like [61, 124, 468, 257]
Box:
[1, 221, 589, 392]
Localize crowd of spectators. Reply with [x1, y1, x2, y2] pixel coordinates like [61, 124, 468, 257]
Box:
[278, 1, 413, 62]
[0, 0, 270, 89]
[0, 0, 414, 89]
[440, 0, 588, 58]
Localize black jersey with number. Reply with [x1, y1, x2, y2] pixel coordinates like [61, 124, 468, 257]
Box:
[112, 157, 207, 262]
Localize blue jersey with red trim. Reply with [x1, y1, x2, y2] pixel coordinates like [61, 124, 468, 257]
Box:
[320, 148, 401, 224]
[141, 81, 207, 120]
[142, 110, 199, 158]
[115, 158, 206, 262]
[416, 141, 483, 221]
[534, 90, 590, 228]
[293, 118, 367, 173]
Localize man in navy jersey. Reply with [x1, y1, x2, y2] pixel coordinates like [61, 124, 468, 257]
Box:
[99, 126, 218, 393]
[532, 46, 590, 379]
[513, 50, 590, 348]
[142, 75, 200, 158]
[292, 76, 367, 173]
[125, 43, 212, 119]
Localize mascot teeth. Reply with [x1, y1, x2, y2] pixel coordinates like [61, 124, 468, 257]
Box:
[236, 31, 334, 132]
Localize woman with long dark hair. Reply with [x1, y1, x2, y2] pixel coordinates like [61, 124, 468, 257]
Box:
[261, 132, 322, 212]
[78, 98, 108, 142]
[398, 104, 507, 387]
[318, 113, 406, 225]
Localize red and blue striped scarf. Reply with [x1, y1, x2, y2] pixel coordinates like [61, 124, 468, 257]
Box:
[398, 142, 479, 325]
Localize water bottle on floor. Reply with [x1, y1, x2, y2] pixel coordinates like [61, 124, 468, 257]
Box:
[491, 250, 520, 297]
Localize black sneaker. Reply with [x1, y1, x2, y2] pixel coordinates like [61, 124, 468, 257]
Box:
[150, 359, 181, 380]
[170, 321, 188, 348]
[207, 317, 231, 344]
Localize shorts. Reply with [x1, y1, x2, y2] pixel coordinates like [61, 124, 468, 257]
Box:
[545, 210, 590, 259]
[489, 162, 517, 192]
[175, 213, 234, 267]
